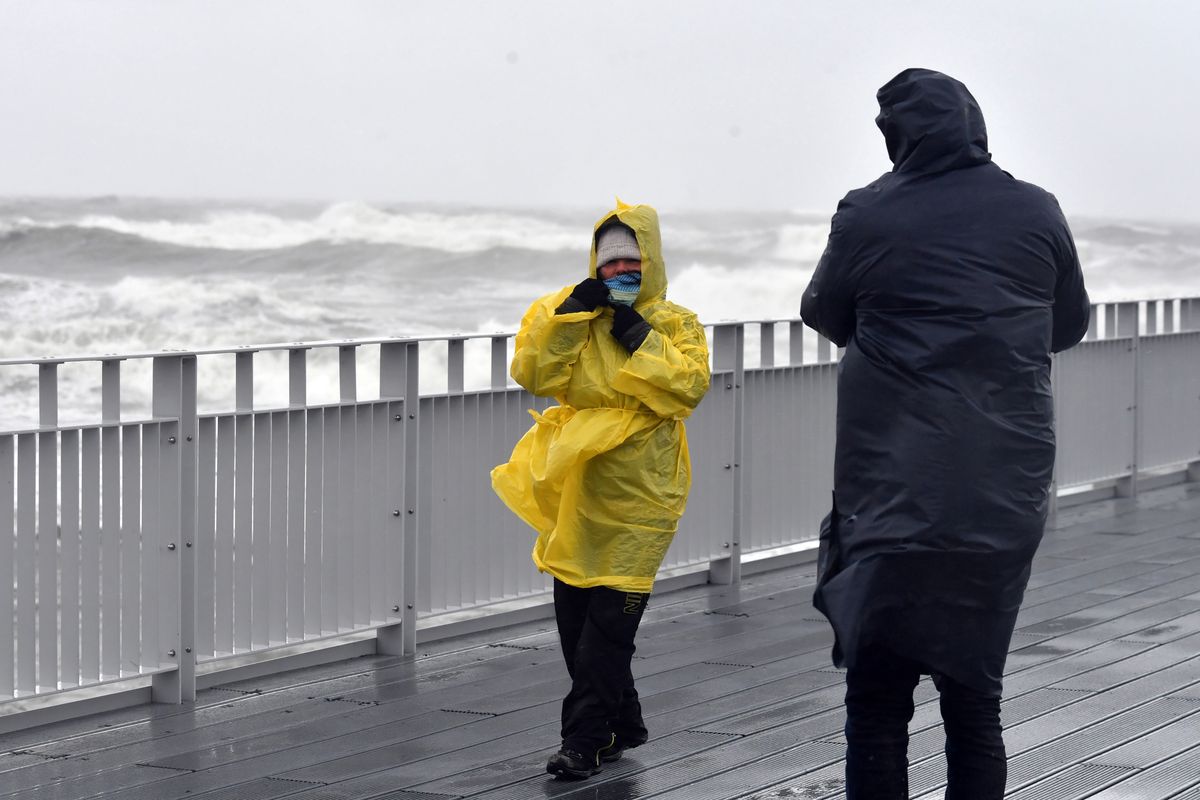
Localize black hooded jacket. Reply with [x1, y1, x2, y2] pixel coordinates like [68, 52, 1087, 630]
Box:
[801, 68, 1090, 694]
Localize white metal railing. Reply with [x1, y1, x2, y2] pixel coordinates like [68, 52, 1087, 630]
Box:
[1, 296, 1199, 728]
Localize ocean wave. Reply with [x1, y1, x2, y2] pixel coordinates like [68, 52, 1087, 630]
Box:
[0, 201, 589, 254]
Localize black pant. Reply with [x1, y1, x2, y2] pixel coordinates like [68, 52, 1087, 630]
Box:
[553, 579, 649, 754]
[844, 654, 1006, 800]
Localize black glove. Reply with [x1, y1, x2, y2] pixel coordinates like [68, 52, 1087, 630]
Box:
[610, 304, 652, 352]
[555, 277, 610, 314]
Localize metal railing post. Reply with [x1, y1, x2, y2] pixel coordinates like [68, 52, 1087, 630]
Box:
[1104, 303, 1117, 339]
[447, 338, 465, 394]
[1118, 309, 1142, 498]
[38, 364, 58, 694]
[100, 360, 122, 678]
[1049, 354, 1059, 523]
[378, 341, 419, 656]
[179, 356, 197, 701]
[491, 336, 509, 390]
[150, 355, 189, 703]
[710, 324, 744, 585]
[1085, 303, 1098, 340]
[789, 321, 805, 366]
[1183, 297, 1200, 332]
[759, 322, 775, 368]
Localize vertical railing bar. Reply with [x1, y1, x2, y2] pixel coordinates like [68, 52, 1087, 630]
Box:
[120, 420, 140, 677]
[235, 352, 254, 413]
[789, 320, 805, 366]
[233, 350, 254, 652]
[1, 436, 15, 698]
[287, 404, 306, 642]
[233, 409, 253, 653]
[80, 428, 100, 684]
[339, 345, 357, 404]
[61, 429, 80, 689]
[100, 360, 121, 678]
[491, 336, 508, 390]
[370, 403, 388, 624]
[37, 364, 59, 693]
[16, 433, 36, 695]
[321, 407, 340, 636]
[140, 423, 161, 679]
[338, 402, 355, 632]
[418, 389, 437, 614]
[1085, 303, 1098, 341]
[289, 349, 307, 408]
[269, 411, 287, 645]
[252, 410, 271, 647]
[213, 415, 235, 656]
[197, 417, 217, 658]
[437, 395, 457, 613]
[463, 394, 480, 609]
[287, 348, 307, 642]
[1117, 301, 1137, 339]
[352, 404, 369, 627]
[488, 377, 505, 604]
[759, 322, 775, 368]
[1185, 297, 1199, 331]
[448, 339, 465, 394]
[304, 408, 324, 638]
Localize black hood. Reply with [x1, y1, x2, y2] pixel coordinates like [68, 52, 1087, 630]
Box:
[875, 68, 991, 175]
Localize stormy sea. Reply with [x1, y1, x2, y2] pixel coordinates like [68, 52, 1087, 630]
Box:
[2, 197, 1198, 429]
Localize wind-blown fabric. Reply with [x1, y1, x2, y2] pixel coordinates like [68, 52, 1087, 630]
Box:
[492, 202, 711, 593]
[801, 69, 1091, 694]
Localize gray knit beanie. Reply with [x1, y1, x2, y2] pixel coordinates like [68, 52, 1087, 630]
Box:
[595, 224, 641, 269]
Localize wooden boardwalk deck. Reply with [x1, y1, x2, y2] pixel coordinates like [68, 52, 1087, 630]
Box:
[3, 481, 1200, 800]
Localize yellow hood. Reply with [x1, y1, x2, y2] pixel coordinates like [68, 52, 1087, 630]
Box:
[590, 199, 667, 308]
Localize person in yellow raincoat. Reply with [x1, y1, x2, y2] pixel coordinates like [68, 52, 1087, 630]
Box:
[492, 200, 710, 779]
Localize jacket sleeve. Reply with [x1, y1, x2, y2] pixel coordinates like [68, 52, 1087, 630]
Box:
[611, 307, 711, 420]
[509, 288, 601, 397]
[800, 209, 858, 347]
[1048, 203, 1090, 353]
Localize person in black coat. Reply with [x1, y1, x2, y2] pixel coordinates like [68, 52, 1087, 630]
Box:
[801, 68, 1090, 800]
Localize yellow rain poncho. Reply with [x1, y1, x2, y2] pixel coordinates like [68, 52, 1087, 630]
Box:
[491, 202, 711, 593]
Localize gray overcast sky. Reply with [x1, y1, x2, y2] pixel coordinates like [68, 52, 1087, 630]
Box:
[3, 0, 1198, 221]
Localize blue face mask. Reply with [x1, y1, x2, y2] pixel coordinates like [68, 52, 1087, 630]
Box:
[603, 272, 642, 306]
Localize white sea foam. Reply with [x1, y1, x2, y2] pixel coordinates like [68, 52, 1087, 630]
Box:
[1, 202, 587, 253]
[773, 223, 831, 262]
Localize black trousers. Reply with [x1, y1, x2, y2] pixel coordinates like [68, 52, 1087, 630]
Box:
[553, 579, 649, 754]
[844, 653, 1006, 800]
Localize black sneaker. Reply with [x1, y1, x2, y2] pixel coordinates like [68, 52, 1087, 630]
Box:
[546, 748, 601, 779]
